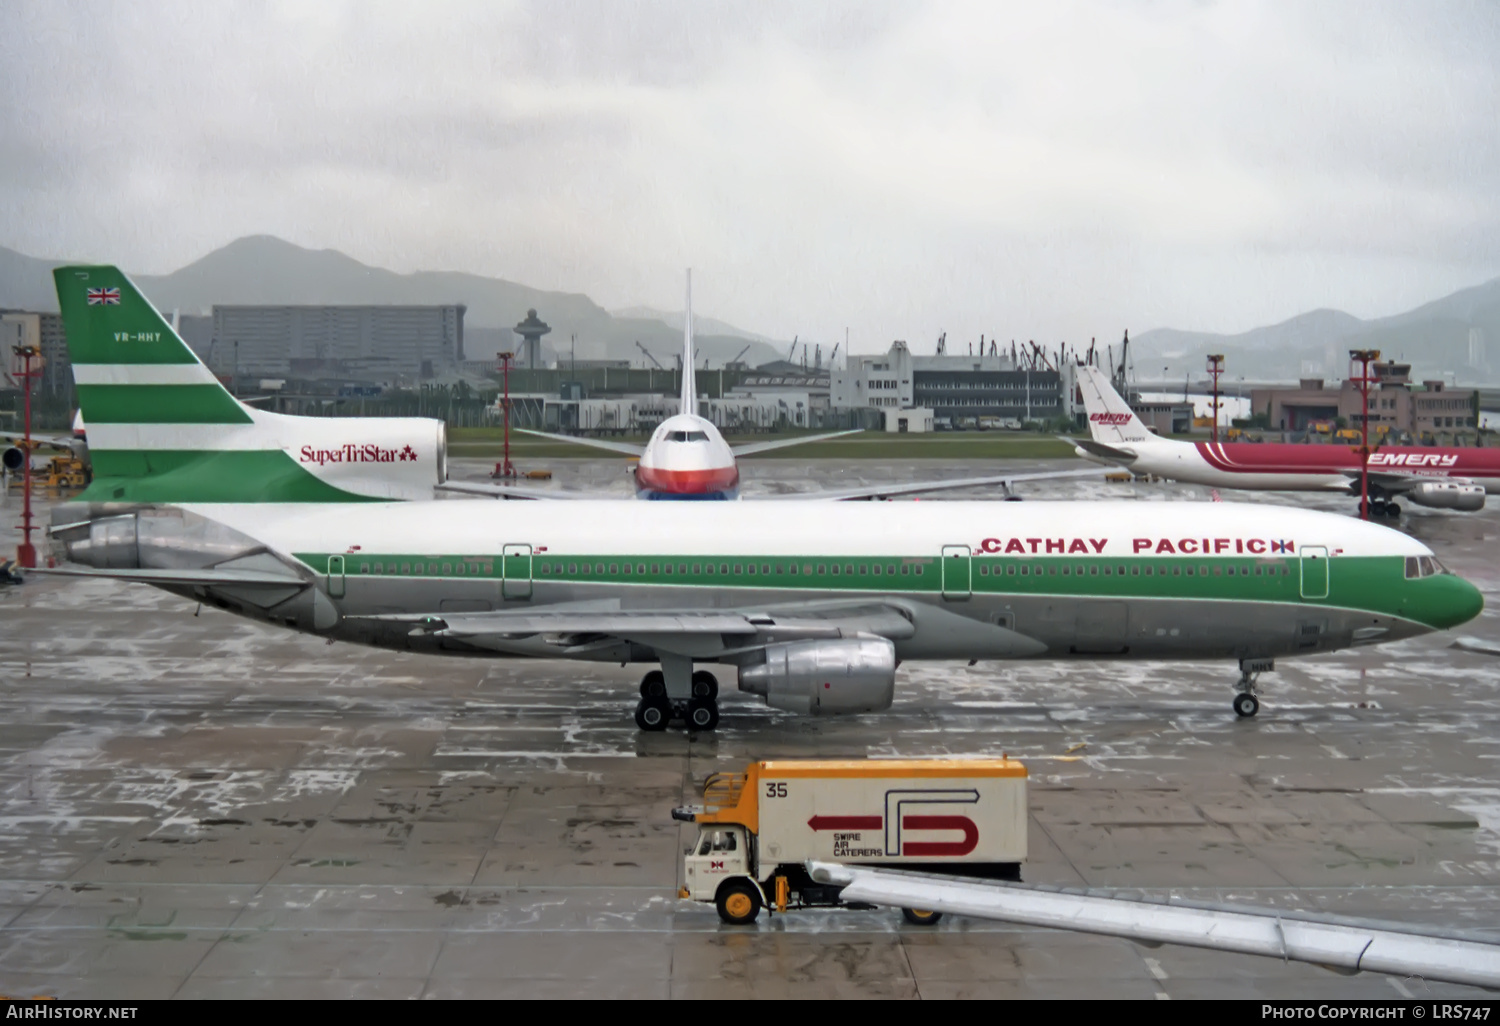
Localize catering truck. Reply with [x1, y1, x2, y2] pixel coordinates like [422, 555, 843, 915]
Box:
[673, 758, 1027, 924]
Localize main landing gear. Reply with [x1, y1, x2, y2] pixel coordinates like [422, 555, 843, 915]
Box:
[1234, 657, 1273, 718]
[634, 666, 721, 732]
[1359, 498, 1401, 518]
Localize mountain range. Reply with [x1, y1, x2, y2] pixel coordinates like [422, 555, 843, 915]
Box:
[0, 236, 785, 369]
[2, 235, 1497, 382]
[1130, 280, 1500, 384]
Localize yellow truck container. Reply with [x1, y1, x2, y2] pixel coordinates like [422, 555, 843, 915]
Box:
[673, 758, 1027, 925]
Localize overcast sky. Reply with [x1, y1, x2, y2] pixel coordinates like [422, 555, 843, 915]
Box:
[3, 0, 1498, 350]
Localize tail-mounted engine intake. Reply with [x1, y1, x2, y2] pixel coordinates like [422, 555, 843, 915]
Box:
[1406, 480, 1486, 512]
[738, 637, 896, 715]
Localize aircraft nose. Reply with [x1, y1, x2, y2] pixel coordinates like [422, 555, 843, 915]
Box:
[1427, 574, 1485, 631]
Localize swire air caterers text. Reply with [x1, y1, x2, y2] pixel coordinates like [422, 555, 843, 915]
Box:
[977, 537, 1296, 555]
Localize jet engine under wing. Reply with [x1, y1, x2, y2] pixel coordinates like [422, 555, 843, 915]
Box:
[436, 481, 600, 500]
[729, 430, 864, 456]
[751, 466, 1109, 501]
[514, 429, 645, 456]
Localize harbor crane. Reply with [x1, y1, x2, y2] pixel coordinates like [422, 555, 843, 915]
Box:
[635, 341, 664, 370]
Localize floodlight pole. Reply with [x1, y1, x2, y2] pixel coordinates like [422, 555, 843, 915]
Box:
[1350, 349, 1380, 520]
[1206, 354, 1224, 443]
[496, 351, 516, 479]
[11, 344, 40, 568]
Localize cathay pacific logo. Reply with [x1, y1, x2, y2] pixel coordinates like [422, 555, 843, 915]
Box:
[300, 443, 418, 466]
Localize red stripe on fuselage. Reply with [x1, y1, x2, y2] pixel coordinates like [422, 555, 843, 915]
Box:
[1193, 442, 1500, 477]
[635, 464, 740, 495]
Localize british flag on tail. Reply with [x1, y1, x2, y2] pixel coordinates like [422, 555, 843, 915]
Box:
[85, 287, 120, 305]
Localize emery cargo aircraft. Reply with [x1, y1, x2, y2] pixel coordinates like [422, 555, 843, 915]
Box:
[443, 271, 1084, 503]
[42, 265, 1482, 731]
[1074, 364, 1500, 515]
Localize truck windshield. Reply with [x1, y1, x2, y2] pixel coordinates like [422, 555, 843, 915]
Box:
[697, 830, 737, 855]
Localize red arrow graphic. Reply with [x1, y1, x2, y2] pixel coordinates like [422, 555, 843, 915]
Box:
[807, 816, 882, 831]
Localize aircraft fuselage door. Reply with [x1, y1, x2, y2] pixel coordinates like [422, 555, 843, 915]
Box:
[502, 544, 532, 600]
[1299, 545, 1329, 600]
[327, 554, 346, 598]
[941, 545, 972, 600]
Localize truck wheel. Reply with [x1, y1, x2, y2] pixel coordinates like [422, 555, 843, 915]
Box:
[901, 908, 943, 926]
[716, 881, 761, 925]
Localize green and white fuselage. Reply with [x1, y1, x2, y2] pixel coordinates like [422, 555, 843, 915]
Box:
[111, 495, 1478, 664]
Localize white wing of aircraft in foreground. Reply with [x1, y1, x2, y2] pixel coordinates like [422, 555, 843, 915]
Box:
[440, 270, 1104, 503]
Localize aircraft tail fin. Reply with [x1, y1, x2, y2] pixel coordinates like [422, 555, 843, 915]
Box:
[51, 265, 399, 504]
[680, 269, 696, 417]
[1076, 364, 1153, 444]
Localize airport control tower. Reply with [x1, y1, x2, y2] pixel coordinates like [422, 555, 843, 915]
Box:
[514, 309, 551, 369]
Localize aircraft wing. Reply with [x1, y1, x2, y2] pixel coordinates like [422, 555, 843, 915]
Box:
[515, 429, 644, 456]
[1066, 436, 1139, 463]
[1336, 469, 1468, 494]
[354, 599, 1044, 659]
[750, 466, 1110, 501]
[729, 429, 863, 457]
[437, 481, 606, 500]
[1, 433, 80, 454]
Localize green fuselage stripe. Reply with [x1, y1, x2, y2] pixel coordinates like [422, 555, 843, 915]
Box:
[290, 551, 1466, 629]
[75, 384, 252, 425]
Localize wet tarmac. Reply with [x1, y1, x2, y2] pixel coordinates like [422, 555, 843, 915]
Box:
[0, 458, 1497, 999]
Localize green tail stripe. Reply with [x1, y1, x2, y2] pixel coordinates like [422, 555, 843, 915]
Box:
[80, 450, 388, 504]
[74, 384, 253, 425]
[53, 266, 203, 365]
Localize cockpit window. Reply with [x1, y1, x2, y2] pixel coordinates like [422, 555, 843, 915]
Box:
[1406, 556, 1446, 579]
[668, 431, 709, 442]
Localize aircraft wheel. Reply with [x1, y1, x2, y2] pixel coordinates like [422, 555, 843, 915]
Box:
[902, 908, 944, 926]
[639, 670, 666, 698]
[1385, 501, 1401, 517]
[1233, 693, 1260, 718]
[1358, 500, 1370, 517]
[691, 670, 719, 700]
[686, 699, 719, 732]
[716, 880, 761, 925]
[634, 696, 671, 732]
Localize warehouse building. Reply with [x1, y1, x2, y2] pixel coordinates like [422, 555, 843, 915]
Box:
[1250, 362, 1479, 437]
[831, 340, 1078, 428]
[209, 305, 466, 382]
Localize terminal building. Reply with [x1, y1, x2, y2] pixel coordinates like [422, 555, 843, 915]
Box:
[1250, 362, 1479, 437]
[208, 304, 467, 382]
[831, 340, 1078, 429]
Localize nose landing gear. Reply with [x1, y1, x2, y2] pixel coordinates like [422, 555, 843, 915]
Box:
[633, 664, 721, 732]
[1234, 657, 1272, 718]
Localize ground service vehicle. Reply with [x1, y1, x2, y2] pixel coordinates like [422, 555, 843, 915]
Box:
[674, 758, 1027, 925]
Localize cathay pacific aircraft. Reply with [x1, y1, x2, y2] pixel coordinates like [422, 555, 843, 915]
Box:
[43, 266, 1482, 732]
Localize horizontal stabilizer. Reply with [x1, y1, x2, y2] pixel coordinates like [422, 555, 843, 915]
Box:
[730, 430, 863, 457]
[33, 566, 308, 587]
[1069, 437, 1139, 463]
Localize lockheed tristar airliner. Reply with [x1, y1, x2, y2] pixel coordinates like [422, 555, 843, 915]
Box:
[42, 266, 1482, 732]
[1074, 365, 1500, 516]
